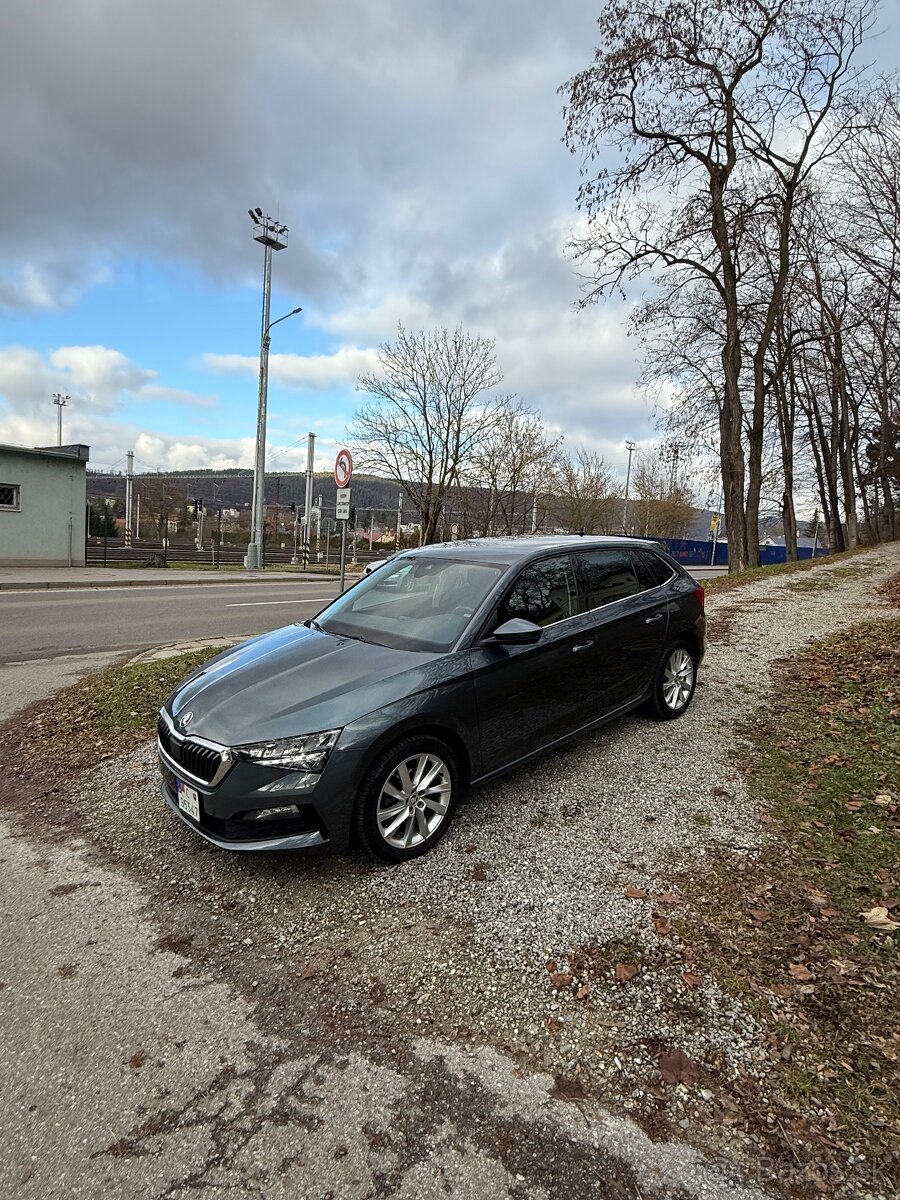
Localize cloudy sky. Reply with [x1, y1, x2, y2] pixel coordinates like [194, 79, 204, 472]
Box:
[2, 0, 899, 484]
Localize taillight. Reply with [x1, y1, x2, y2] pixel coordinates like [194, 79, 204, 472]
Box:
[694, 585, 705, 609]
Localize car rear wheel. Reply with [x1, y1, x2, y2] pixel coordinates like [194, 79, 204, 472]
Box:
[355, 736, 459, 863]
[644, 642, 698, 720]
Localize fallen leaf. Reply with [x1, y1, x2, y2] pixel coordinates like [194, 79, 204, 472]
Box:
[874, 793, 893, 806]
[860, 906, 900, 931]
[748, 909, 772, 925]
[656, 892, 683, 906]
[575, 984, 591, 1000]
[624, 885, 648, 900]
[471, 863, 488, 881]
[658, 1048, 702, 1085]
[789, 963, 814, 982]
[544, 1017, 563, 1035]
[545, 959, 557, 973]
[652, 914, 673, 936]
[680, 970, 702, 988]
[550, 972, 572, 989]
[614, 962, 638, 983]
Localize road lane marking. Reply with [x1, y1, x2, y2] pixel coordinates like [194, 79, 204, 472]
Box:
[225, 598, 334, 607]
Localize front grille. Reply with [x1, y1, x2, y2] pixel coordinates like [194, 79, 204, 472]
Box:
[157, 714, 173, 756]
[179, 741, 221, 783]
[157, 714, 224, 784]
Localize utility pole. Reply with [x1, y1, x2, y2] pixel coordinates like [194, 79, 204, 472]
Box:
[52, 393, 70, 446]
[135, 492, 141, 540]
[622, 440, 636, 535]
[125, 451, 134, 548]
[396, 492, 403, 551]
[369, 509, 375, 551]
[245, 208, 290, 570]
[302, 432, 315, 568]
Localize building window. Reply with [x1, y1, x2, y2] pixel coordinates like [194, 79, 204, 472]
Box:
[0, 483, 20, 511]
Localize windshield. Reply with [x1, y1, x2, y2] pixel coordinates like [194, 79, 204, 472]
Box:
[316, 557, 503, 651]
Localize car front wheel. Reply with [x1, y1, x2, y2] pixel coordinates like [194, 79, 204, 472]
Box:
[645, 643, 698, 720]
[355, 736, 459, 863]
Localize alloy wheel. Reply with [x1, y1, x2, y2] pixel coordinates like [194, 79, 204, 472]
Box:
[662, 647, 695, 711]
[375, 752, 452, 850]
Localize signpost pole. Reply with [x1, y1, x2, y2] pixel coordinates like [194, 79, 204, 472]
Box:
[339, 520, 347, 592]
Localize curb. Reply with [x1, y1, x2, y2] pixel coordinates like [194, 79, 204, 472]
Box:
[0, 574, 362, 592]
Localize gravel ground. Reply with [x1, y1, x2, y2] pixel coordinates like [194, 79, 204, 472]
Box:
[6, 542, 900, 1197]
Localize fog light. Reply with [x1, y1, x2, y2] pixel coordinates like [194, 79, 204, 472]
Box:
[245, 805, 301, 822]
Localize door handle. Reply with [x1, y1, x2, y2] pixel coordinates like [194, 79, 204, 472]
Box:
[645, 613, 665, 625]
[572, 641, 594, 653]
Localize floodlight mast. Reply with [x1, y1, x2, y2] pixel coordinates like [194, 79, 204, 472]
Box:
[245, 210, 291, 570]
[52, 393, 70, 446]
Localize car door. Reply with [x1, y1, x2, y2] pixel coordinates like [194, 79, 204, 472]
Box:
[470, 553, 597, 774]
[567, 547, 670, 716]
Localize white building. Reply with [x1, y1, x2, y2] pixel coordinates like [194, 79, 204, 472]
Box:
[0, 443, 91, 566]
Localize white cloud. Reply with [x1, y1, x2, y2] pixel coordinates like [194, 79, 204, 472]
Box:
[203, 346, 380, 390]
[0, 343, 219, 424]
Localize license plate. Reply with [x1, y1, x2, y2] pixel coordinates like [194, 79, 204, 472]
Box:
[176, 780, 201, 823]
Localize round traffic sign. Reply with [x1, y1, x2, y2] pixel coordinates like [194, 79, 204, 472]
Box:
[334, 448, 353, 488]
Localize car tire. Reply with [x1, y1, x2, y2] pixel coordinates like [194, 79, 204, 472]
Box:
[643, 642, 698, 720]
[355, 735, 460, 863]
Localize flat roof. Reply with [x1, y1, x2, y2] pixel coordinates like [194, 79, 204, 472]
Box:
[398, 534, 663, 567]
[0, 443, 90, 463]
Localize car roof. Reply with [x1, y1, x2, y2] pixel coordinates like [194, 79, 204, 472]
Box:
[394, 535, 670, 568]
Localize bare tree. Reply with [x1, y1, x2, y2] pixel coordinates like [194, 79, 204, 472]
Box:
[460, 402, 561, 535]
[549, 449, 621, 534]
[352, 325, 513, 544]
[562, 0, 874, 568]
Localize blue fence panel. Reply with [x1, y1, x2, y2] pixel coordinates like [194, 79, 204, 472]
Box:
[655, 537, 829, 568]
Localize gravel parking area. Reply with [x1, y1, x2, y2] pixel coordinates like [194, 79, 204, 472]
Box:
[5, 542, 900, 1197]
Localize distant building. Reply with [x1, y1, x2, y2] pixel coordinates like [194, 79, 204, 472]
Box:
[0, 443, 90, 566]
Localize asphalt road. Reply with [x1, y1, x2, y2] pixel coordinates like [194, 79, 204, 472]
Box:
[0, 579, 342, 664]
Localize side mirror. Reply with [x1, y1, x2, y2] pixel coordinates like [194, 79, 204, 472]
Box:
[492, 618, 543, 646]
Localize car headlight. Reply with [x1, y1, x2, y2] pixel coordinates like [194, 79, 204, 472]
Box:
[235, 729, 341, 772]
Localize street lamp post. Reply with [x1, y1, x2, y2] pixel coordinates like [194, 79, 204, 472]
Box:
[245, 208, 292, 570]
[52, 393, 70, 446]
[622, 440, 637, 535]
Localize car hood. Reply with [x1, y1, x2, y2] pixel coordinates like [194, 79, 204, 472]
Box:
[166, 623, 445, 746]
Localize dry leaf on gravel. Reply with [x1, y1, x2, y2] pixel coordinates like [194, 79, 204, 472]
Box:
[680, 970, 702, 988]
[652, 914, 673, 936]
[860, 906, 900, 931]
[658, 1048, 702, 1085]
[550, 972, 572, 989]
[624, 885, 648, 900]
[614, 962, 638, 983]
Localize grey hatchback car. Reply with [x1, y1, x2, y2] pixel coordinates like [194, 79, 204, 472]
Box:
[158, 536, 705, 863]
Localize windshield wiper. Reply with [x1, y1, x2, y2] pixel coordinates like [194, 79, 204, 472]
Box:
[306, 618, 324, 632]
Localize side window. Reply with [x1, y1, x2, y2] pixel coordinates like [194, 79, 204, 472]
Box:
[634, 550, 674, 589]
[577, 550, 641, 609]
[500, 555, 579, 628]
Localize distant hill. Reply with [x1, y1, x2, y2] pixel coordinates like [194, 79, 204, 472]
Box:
[86, 468, 726, 536]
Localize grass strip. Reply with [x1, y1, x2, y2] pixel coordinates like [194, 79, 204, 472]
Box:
[678, 617, 900, 1182]
[20, 646, 230, 773]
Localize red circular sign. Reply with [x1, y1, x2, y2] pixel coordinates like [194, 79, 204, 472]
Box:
[334, 448, 353, 488]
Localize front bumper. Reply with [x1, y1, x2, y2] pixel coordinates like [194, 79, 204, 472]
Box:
[159, 776, 328, 852]
[157, 733, 362, 853]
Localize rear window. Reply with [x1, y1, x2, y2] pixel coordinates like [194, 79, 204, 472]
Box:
[634, 550, 675, 589]
[577, 549, 641, 609]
